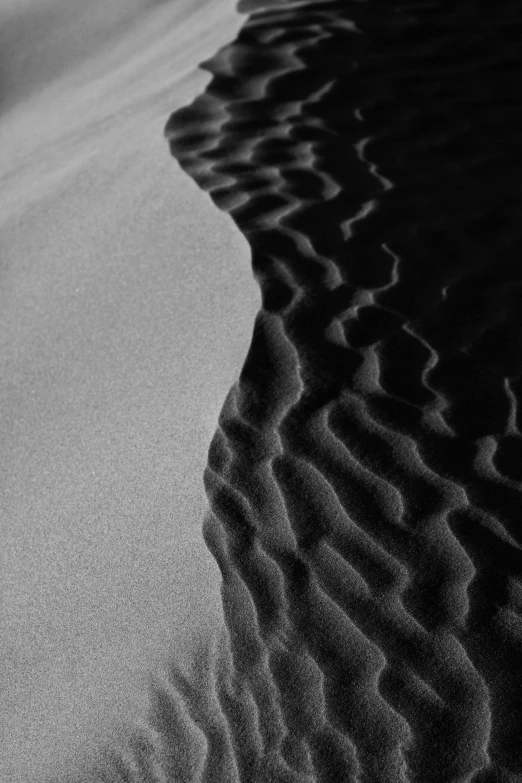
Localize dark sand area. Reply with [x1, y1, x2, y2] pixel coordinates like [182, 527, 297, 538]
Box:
[162, 0, 522, 781]
[3, 0, 522, 781]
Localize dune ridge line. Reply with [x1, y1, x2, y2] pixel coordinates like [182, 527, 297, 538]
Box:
[79, 0, 522, 780]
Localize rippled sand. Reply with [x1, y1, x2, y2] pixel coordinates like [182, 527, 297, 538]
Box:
[163, 1, 522, 781]
[3, 1, 522, 782]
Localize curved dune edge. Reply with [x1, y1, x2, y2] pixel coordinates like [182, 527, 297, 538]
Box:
[0, 2, 259, 782]
[84, 0, 521, 781]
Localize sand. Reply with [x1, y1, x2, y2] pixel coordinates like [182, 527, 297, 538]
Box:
[3, 0, 522, 781]
[0, 1, 258, 780]
[163, 1, 522, 781]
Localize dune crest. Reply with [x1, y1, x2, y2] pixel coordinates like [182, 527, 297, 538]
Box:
[159, 0, 522, 780]
[0, 1, 258, 781]
[4, 0, 521, 780]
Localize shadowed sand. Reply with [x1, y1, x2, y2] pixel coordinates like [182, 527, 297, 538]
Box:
[3, 0, 522, 782]
[0, 1, 258, 781]
[159, 1, 522, 781]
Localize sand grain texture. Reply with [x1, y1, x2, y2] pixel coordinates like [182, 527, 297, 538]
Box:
[0, 1, 258, 781]
[162, 0, 522, 781]
[3, 0, 522, 781]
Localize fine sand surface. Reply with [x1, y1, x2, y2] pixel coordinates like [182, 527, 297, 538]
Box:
[0, 1, 258, 781]
[3, 1, 522, 782]
[163, 0, 522, 781]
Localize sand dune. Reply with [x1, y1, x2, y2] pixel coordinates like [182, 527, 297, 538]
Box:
[161, 0, 522, 780]
[0, 1, 258, 781]
[3, 0, 522, 781]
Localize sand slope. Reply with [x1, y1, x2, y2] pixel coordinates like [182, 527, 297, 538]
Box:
[2, 0, 522, 780]
[162, 1, 522, 780]
[0, 1, 258, 781]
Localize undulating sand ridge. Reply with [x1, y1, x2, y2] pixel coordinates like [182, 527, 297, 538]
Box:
[76, 0, 522, 780]
[168, 1, 522, 780]
[1, 1, 259, 781]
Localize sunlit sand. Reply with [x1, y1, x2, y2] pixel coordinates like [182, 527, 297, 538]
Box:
[0, 1, 257, 780]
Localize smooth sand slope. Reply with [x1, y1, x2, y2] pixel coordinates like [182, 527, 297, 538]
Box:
[163, 0, 522, 781]
[0, 1, 258, 781]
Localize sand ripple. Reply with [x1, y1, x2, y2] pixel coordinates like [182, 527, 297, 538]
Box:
[146, 0, 522, 780]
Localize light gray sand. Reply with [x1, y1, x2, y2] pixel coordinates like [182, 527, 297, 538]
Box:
[0, 1, 257, 780]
